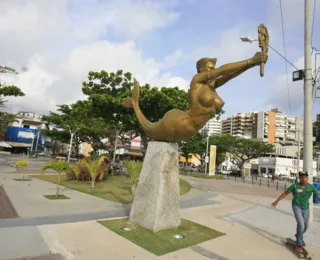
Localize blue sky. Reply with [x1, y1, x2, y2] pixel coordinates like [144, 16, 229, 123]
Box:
[1, 0, 319, 120]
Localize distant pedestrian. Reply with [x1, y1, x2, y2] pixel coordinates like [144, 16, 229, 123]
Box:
[272, 171, 320, 253]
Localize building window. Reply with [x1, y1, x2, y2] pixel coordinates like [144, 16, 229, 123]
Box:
[260, 167, 266, 173]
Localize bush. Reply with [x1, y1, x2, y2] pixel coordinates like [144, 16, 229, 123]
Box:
[66, 156, 111, 182]
[124, 160, 143, 195]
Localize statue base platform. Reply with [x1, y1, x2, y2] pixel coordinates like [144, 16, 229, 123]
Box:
[128, 141, 181, 232]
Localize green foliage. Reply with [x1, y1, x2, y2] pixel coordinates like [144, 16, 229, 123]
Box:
[124, 160, 143, 195]
[13, 160, 29, 180]
[42, 100, 109, 157]
[82, 155, 109, 188]
[179, 133, 207, 167]
[41, 160, 72, 198]
[0, 65, 24, 135]
[210, 135, 274, 174]
[13, 160, 28, 169]
[124, 160, 143, 184]
[41, 160, 72, 174]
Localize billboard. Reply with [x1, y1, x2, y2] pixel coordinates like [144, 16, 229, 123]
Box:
[208, 145, 217, 176]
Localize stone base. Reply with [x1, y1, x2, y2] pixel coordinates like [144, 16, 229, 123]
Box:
[128, 141, 181, 232]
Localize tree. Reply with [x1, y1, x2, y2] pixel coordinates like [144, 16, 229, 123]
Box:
[211, 135, 274, 176]
[82, 156, 108, 188]
[42, 100, 109, 158]
[124, 160, 143, 195]
[41, 160, 72, 199]
[179, 133, 207, 168]
[13, 160, 28, 180]
[0, 65, 25, 135]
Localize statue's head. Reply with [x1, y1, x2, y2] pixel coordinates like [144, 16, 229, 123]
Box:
[196, 58, 217, 73]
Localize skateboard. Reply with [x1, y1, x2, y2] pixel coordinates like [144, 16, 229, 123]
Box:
[285, 238, 312, 260]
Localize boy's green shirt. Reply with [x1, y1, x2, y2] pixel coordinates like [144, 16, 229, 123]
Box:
[286, 183, 319, 209]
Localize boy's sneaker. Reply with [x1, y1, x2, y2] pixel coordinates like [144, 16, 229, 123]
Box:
[296, 246, 303, 253]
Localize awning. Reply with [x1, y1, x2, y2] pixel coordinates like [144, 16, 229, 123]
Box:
[0, 141, 12, 148]
[6, 142, 31, 148]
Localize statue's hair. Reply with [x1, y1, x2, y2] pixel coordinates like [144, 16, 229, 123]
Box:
[196, 58, 217, 72]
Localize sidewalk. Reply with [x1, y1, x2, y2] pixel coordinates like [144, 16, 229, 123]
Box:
[37, 195, 320, 260]
[0, 174, 121, 218]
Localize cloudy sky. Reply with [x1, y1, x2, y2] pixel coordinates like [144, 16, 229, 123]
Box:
[1, 0, 320, 120]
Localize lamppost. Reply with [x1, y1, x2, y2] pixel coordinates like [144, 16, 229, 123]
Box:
[112, 113, 123, 164]
[67, 126, 79, 163]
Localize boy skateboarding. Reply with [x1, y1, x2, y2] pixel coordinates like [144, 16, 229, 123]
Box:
[272, 171, 320, 253]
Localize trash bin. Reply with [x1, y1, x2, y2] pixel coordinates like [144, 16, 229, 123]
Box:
[313, 184, 320, 204]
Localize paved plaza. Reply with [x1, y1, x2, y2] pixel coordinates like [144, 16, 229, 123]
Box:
[1, 158, 320, 259]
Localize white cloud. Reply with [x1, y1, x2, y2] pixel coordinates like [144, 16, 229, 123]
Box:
[0, 0, 182, 115]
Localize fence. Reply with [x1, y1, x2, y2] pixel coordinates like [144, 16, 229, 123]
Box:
[226, 175, 296, 192]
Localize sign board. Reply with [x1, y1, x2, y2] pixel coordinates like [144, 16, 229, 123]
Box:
[17, 131, 34, 139]
[205, 156, 209, 163]
[244, 163, 252, 169]
[208, 145, 216, 176]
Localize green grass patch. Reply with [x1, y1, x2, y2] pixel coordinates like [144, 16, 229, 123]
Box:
[98, 218, 225, 256]
[43, 194, 70, 200]
[13, 178, 31, 181]
[33, 175, 191, 204]
[180, 172, 226, 180]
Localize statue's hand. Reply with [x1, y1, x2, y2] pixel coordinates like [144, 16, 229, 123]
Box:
[251, 52, 268, 66]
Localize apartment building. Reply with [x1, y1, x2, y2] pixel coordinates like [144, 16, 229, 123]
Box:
[222, 108, 305, 145]
[199, 118, 222, 136]
[222, 111, 257, 139]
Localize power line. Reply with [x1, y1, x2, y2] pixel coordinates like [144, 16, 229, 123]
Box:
[279, 0, 292, 116]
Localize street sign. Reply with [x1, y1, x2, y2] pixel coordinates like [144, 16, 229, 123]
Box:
[292, 159, 298, 166]
[205, 156, 209, 163]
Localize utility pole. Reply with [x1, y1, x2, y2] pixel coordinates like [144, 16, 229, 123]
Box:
[297, 129, 301, 173]
[303, 0, 314, 223]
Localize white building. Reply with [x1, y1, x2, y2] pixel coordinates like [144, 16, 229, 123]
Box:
[199, 118, 222, 136]
[10, 111, 46, 130]
[250, 157, 317, 177]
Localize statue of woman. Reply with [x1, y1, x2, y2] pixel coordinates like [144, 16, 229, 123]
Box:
[123, 52, 267, 142]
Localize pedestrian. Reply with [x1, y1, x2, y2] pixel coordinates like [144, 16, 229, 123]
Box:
[272, 171, 320, 253]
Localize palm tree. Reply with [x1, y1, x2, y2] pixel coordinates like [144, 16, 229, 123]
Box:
[13, 160, 28, 180]
[82, 156, 108, 188]
[124, 160, 143, 196]
[41, 160, 72, 199]
[71, 159, 84, 182]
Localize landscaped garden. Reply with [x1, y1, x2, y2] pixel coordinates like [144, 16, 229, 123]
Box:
[31, 157, 191, 203]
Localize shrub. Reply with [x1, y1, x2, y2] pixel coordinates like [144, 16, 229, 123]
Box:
[66, 156, 110, 182]
[124, 160, 143, 195]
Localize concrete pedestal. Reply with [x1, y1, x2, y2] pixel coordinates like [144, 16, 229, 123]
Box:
[128, 141, 181, 232]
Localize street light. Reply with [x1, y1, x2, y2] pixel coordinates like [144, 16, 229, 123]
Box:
[240, 36, 300, 71]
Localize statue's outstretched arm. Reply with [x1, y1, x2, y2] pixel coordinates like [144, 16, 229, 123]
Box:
[215, 61, 255, 89]
[192, 58, 253, 85]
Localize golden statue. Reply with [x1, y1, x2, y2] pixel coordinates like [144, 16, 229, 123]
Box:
[123, 24, 269, 142]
